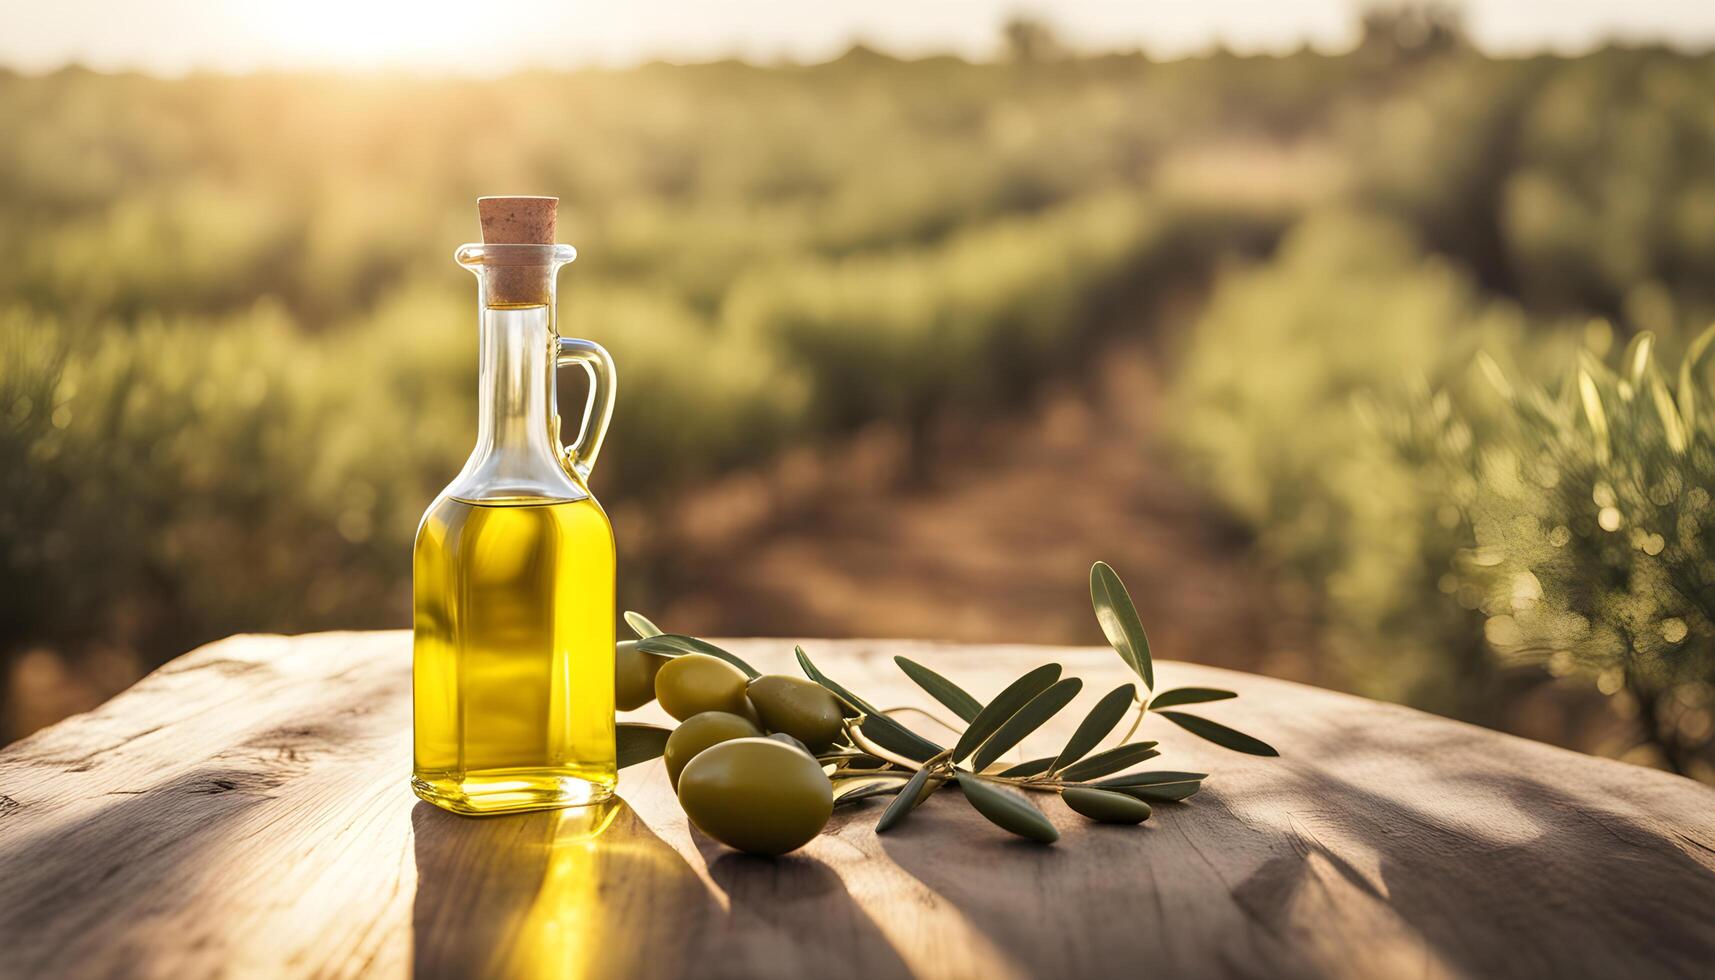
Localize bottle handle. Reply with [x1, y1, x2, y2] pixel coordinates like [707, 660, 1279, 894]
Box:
[555, 337, 617, 484]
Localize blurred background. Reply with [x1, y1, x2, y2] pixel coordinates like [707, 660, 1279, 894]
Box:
[4, 1, 1715, 781]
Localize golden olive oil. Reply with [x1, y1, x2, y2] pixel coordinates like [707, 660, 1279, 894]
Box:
[412, 495, 616, 814]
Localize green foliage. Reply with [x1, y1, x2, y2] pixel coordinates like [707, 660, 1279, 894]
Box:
[1174, 207, 1715, 774]
[0, 57, 1295, 719]
[0, 301, 450, 659]
[13, 35, 1715, 775]
[1349, 47, 1715, 327]
[1444, 332, 1715, 774]
[1174, 211, 1539, 715]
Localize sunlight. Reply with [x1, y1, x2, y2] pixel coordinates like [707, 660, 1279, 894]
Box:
[246, 0, 474, 70]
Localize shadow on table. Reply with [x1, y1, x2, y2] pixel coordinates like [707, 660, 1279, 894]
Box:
[0, 765, 285, 976]
[873, 731, 1715, 980]
[696, 838, 914, 980]
[411, 798, 714, 979]
[1232, 721, 1715, 978]
[412, 797, 912, 979]
[873, 793, 1167, 978]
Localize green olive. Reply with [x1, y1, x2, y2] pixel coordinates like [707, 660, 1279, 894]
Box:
[654, 653, 751, 721]
[736, 694, 765, 729]
[615, 640, 669, 711]
[677, 737, 833, 856]
[766, 731, 812, 756]
[663, 711, 763, 786]
[745, 674, 844, 752]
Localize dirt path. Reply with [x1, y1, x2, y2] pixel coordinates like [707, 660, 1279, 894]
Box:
[640, 336, 1633, 765]
[645, 337, 1316, 683]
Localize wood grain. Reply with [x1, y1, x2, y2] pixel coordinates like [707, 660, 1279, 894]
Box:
[2, 632, 1713, 979]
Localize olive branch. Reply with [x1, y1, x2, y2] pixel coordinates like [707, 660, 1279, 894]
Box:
[617, 560, 1277, 843]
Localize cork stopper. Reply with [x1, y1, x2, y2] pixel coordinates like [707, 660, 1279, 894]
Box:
[478, 196, 557, 245]
[477, 196, 558, 306]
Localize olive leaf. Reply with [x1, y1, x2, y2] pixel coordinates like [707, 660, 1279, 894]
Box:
[1677, 320, 1715, 430]
[616, 722, 672, 768]
[997, 756, 1056, 777]
[1648, 368, 1688, 454]
[972, 677, 1083, 772]
[832, 784, 904, 807]
[1091, 561, 1153, 691]
[1578, 367, 1611, 465]
[624, 610, 664, 639]
[894, 656, 983, 722]
[636, 634, 761, 679]
[1092, 773, 1206, 802]
[860, 715, 945, 763]
[1052, 683, 1136, 772]
[876, 764, 941, 832]
[1057, 741, 1160, 781]
[1061, 787, 1151, 824]
[797, 646, 944, 762]
[1621, 330, 1655, 391]
[955, 773, 1059, 843]
[830, 767, 914, 782]
[829, 753, 892, 770]
[1473, 350, 1514, 401]
[1108, 782, 1203, 803]
[951, 663, 1062, 762]
[1157, 710, 1279, 756]
[832, 773, 912, 806]
[796, 645, 879, 714]
[1147, 687, 1236, 709]
[1093, 770, 1207, 786]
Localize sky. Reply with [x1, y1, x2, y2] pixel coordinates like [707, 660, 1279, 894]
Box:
[2, 1, 1713, 75]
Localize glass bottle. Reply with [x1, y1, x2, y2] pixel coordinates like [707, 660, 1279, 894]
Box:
[411, 231, 619, 816]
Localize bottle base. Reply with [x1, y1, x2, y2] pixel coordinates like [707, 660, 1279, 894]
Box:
[412, 768, 616, 816]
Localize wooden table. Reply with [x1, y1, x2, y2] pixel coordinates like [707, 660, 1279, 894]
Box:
[2, 632, 1713, 979]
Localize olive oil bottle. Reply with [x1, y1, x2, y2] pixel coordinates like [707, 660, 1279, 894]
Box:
[412, 197, 619, 815]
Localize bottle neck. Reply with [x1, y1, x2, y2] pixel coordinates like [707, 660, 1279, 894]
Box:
[474, 303, 557, 459]
[446, 299, 587, 502]
[440, 243, 587, 504]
